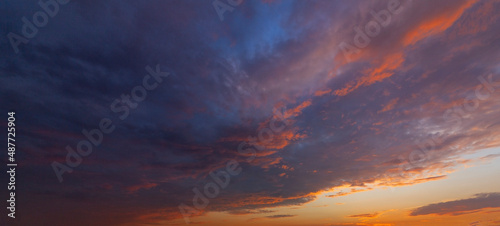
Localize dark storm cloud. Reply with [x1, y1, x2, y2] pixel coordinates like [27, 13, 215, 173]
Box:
[1, 0, 500, 225]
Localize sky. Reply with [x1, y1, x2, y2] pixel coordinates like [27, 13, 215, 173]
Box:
[1, 0, 500, 225]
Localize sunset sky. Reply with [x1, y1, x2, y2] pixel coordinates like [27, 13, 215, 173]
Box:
[1, 0, 500, 225]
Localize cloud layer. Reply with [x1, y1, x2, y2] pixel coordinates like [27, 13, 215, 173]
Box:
[1, 0, 500, 225]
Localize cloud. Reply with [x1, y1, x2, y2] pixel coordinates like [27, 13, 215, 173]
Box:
[378, 98, 399, 113]
[480, 153, 500, 161]
[333, 52, 405, 97]
[402, 0, 478, 45]
[248, 214, 297, 222]
[410, 193, 500, 216]
[265, 214, 297, 218]
[125, 182, 158, 194]
[226, 209, 276, 215]
[348, 212, 380, 218]
[378, 175, 448, 187]
[1, 0, 500, 225]
[326, 224, 371, 226]
[326, 188, 374, 198]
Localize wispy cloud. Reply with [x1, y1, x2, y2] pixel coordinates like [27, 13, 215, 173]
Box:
[410, 193, 500, 216]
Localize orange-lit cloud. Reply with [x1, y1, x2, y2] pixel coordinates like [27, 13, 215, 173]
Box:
[333, 52, 404, 96]
[402, 0, 478, 45]
[378, 98, 399, 113]
[348, 212, 381, 219]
